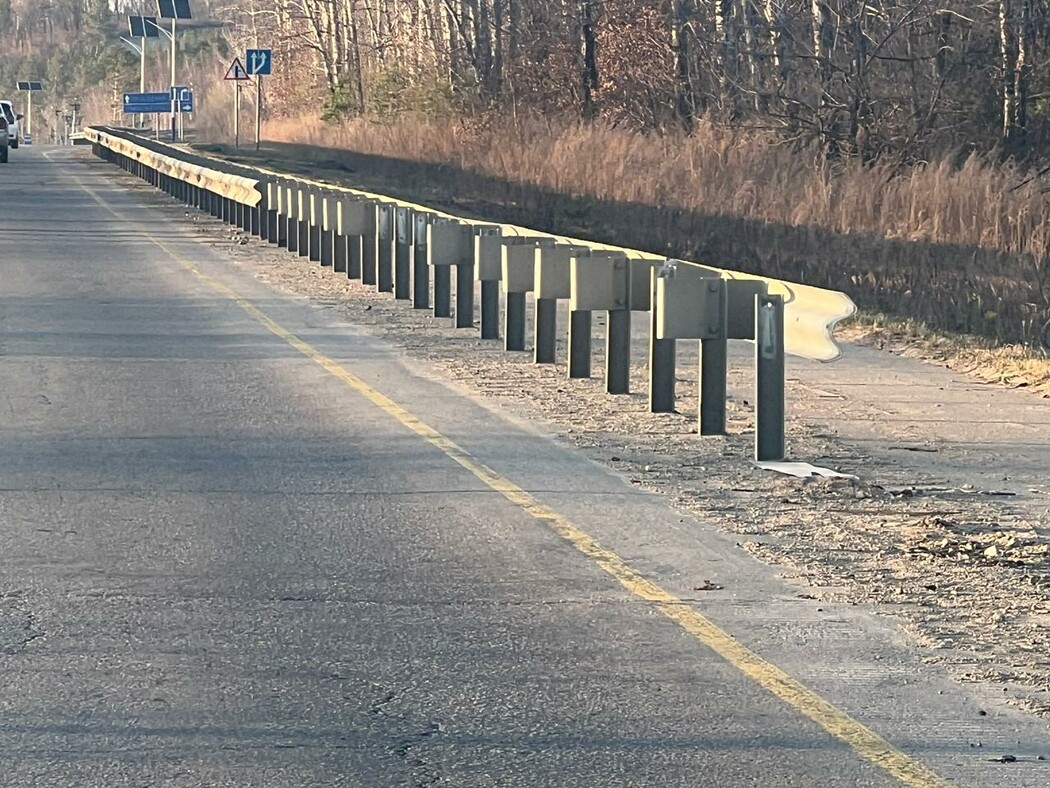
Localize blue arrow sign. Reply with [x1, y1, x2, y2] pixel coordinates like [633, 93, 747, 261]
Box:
[246, 49, 272, 76]
[123, 92, 170, 113]
[123, 91, 193, 114]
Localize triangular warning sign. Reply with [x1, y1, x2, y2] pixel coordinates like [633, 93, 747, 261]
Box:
[224, 58, 250, 81]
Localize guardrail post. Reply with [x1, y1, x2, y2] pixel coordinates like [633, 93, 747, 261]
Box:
[394, 207, 412, 300]
[755, 293, 786, 461]
[263, 182, 278, 243]
[506, 293, 527, 350]
[568, 311, 592, 378]
[336, 197, 364, 280]
[502, 239, 548, 351]
[570, 251, 630, 386]
[377, 204, 394, 292]
[699, 279, 728, 435]
[413, 213, 431, 309]
[296, 190, 310, 258]
[535, 300, 556, 363]
[607, 307, 632, 395]
[362, 203, 379, 287]
[434, 267, 452, 317]
[455, 256, 475, 329]
[331, 198, 347, 273]
[475, 228, 504, 339]
[308, 193, 322, 263]
[533, 244, 581, 365]
[285, 185, 299, 253]
[649, 264, 676, 413]
[320, 194, 335, 267]
[428, 220, 471, 319]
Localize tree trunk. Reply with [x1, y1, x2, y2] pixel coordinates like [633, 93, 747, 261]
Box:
[715, 0, 739, 116]
[1000, 0, 1018, 149]
[671, 0, 695, 129]
[579, 0, 598, 120]
[812, 0, 836, 153]
[1015, 0, 1034, 150]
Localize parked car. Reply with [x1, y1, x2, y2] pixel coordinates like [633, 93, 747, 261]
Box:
[0, 101, 20, 149]
[0, 114, 9, 163]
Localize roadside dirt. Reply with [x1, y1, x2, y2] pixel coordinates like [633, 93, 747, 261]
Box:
[113, 159, 1050, 724]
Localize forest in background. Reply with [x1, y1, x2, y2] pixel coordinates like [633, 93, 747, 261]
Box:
[230, 0, 1050, 160]
[5, 0, 1050, 345]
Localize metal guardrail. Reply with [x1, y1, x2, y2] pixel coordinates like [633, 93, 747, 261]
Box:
[86, 126, 858, 461]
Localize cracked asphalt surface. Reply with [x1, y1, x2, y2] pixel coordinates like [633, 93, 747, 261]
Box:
[1, 145, 1050, 786]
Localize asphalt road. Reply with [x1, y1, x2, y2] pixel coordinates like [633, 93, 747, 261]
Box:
[0, 145, 1047, 787]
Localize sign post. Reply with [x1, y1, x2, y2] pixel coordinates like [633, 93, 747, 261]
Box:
[245, 49, 272, 151]
[224, 57, 250, 148]
[126, 16, 160, 129]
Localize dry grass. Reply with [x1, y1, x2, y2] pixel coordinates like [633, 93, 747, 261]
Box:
[271, 114, 1050, 256]
[259, 114, 1050, 347]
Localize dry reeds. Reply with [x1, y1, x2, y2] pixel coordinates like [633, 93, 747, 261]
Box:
[264, 114, 1050, 347]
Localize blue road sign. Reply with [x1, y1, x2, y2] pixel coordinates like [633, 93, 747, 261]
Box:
[123, 92, 169, 113]
[170, 86, 194, 112]
[123, 90, 192, 114]
[246, 49, 272, 76]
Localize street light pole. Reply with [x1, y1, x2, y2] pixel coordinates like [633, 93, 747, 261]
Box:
[170, 18, 176, 141]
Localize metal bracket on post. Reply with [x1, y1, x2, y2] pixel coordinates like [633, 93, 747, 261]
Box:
[320, 193, 335, 267]
[296, 189, 310, 258]
[699, 279, 729, 435]
[427, 219, 472, 320]
[394, 207, 412, 300]
[656, 261, 729, 433]
[336, 197, 367, 280]
[570, 251, 631, 392]
[501, 238, 552, 351]
[269, 181, 285, 246]
[412, 212, 431, 309]
[649, 261, 677, 413]
[284, 184, 298, 253]
[377, 204, 394, 292]
[755, 293, 786, 461]
[454, 224, 498, 330]
[360, 201, 379, 287]
[533, 243, 587, 365]
[475, 227, 504, 339]
[308, 192, 322, 263]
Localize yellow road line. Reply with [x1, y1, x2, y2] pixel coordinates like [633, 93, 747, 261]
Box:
[74, 171, 951, 788]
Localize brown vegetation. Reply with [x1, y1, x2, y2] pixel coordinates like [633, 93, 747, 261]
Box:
[254, 114, 1050, 348]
